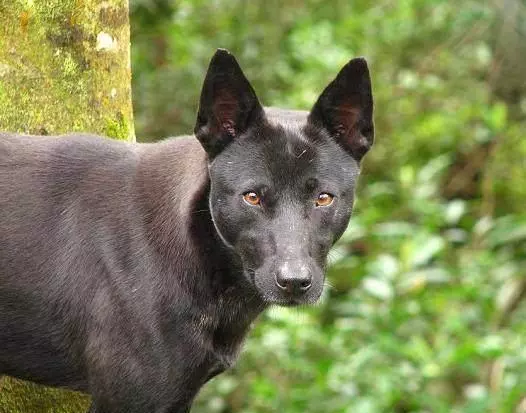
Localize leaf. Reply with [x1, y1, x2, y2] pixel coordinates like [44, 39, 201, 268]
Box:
[397, 267, 451, 294]
[496, 277, 525, 312]
[340, 222, 366, 243]
[374, 221, 416, 237]
[444, 199, 467, 225]
[484, 102, 507, 133]
[488, 215, 526, 247]
[362, 277, 394, 300]
[410, 235, 445, 268]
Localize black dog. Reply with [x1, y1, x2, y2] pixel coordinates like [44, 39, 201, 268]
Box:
[0, 49, 374, 412]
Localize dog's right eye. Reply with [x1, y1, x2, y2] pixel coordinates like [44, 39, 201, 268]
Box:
[243, 192, 261, 206]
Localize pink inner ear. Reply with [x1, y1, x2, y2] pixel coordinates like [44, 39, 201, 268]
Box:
[220, 119, 236, 137]
[213, 90, 239, 137]
[332, 103, 360, 140]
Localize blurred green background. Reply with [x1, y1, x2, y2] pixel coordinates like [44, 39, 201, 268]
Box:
[129, 1, 526, 412]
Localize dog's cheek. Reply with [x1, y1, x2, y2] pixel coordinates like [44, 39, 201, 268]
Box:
[213, 208, 239, 246]
[210, 195, 260, 248]
[236, 225, 275, 270]
[334, 211, 353, 244]
[328, 197, 355, 243]
[209, 195, 238, 244]
[309, 202, 353, 262]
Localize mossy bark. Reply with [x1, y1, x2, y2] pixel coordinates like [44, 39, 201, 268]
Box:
[0, 0, 134, 140]
[0, 0, 134, 411]
[0, 379, 91, 413]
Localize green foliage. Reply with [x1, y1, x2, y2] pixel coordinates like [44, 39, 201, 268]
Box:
[129, 1, 526, 412]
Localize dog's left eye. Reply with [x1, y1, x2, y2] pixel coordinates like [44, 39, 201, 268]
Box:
[243, 192, 261, 206]
[316, 193, 334, 207]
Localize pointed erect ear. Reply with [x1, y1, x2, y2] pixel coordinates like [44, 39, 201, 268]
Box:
[194, 49, 265, 157]
[308, 58, 374, 161]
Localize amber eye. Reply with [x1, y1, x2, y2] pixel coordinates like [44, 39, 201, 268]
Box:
[243, 192, 261, 206]
[316, 193, 334, 207]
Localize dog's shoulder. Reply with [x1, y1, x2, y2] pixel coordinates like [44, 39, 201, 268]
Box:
[136, 135, 207, 174]
[0, 132, 134, 163]
[0, 133, 138, 207]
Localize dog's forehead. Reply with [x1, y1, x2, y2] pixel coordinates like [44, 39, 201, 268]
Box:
[263, 118, 358, 182]
[262, 123, 320, 175]
[216, 119, 358, 189]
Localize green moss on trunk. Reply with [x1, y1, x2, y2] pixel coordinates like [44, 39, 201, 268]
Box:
[0, 378, 90, 413]
[0, 0, 134, 141]
[0, 1, 134, 411]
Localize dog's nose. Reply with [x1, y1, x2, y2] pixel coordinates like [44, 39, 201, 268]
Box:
[275, 262, 312, 295]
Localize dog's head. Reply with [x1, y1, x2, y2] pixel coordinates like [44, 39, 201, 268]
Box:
[195, 49, 374, 306]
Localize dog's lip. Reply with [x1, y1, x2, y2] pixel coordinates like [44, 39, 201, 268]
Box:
[261, 295, 315, 307]
[276, 299, 305, 307]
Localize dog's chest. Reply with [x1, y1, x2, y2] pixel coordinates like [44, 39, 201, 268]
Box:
[193, 317, 243, 382]
[196, 292, 261, 377]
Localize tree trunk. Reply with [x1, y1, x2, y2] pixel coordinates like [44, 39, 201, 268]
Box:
[0, 0, 134, 139]
[0, 0, 134, 411]
[490, 0, 526, 115]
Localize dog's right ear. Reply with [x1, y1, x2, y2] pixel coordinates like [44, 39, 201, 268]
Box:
[194, 49, 265, 158]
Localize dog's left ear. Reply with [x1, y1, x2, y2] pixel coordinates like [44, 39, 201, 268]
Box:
[194, 49, 265, 158]
[308, 58, 374, 161]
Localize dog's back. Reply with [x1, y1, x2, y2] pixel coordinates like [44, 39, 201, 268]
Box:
[0, 133, 137, 388]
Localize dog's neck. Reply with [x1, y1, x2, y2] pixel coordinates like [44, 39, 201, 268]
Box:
[135, 137, 266, 338]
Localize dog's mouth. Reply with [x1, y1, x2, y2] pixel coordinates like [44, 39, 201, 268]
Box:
[269, 297, 312, 307]
[250, 277, 323, 307]
[259, 293, 322, 307]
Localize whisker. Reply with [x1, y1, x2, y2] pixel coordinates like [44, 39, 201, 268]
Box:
[324, 280, 337, 292]
[296, 149, 307, 158]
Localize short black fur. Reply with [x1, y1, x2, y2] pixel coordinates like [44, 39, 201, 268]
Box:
[0, 49, 374, 413]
